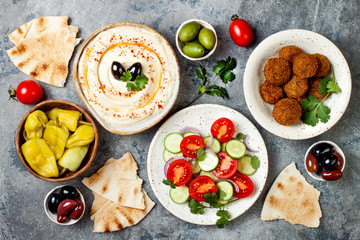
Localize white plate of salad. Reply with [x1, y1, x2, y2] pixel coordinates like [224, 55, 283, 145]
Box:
[147, 104, 268, 227]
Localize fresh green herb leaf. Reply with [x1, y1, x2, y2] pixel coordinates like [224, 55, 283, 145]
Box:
[162, 179, 176, 189]
[319, 77, 331, 95]
[251, 156, 260, 169]
[236, 133, 245, 140]
[196, 64, 207, 85]
[204, 192, 221, 208]
[206, 85, 229, 99]
[302, 109, 319, 126]
[216, 209, 231, 228]
[188, 198, 206, 214]
[200, 86, 206, 94]
[120, 71, 149, 92]
[197, 148, 206, 161]
[219, 189, 227, 200]
[221, 71, 235, 84]
[327, 81, 341, 93]
[317, 104, 331, 123]
[300, 95, 319, 111]
[213, 60, 227, 74]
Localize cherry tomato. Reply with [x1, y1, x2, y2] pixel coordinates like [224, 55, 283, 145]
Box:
[210, 118, 235, 143]
[321, 169, 343, 181]
[189, 176, 217, 202]
[306, 154, 318, 173]
[229, 14, 253, 47]
[16, 80, 43, 105]
[213, 152, 238, 179]
[231, 172, 254, 198]
[180, 135, 205, 158]
[332, 151, 344, 170]
[166, 159, 193, 186]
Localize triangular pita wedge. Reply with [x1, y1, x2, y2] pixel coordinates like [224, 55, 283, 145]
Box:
[9, 16, 69, 45]
[91, 190, 155, 233]
[82, 152, 145, 209]
[6, 16, 78, 87]
[261, 162, 322, 228]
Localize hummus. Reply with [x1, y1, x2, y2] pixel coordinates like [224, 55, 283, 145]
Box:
[77, 23, 179, 127]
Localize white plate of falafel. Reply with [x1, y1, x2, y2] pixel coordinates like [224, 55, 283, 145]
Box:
[243, 29, 351, 140]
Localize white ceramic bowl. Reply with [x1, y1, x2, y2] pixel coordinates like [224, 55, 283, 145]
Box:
[304, 140, 345, 181]
[175, 19, 217, 61]
[44, 185, 86, 225]
[243, 29, 352, 140]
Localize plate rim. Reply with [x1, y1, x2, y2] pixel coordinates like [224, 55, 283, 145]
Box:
[147, 103, 269, 225]
[243, 29, 352, 140]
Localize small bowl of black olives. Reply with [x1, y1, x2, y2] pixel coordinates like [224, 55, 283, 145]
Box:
[44, 185, 85, 225]
[304, 140, 345, 181]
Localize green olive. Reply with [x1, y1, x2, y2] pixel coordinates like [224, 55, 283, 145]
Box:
[198, 28, 216, 50]
[182, 42, 205, 58]
[179, 22, 201, 42]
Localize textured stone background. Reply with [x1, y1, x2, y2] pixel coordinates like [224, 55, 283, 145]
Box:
[0, 0, 359, 239]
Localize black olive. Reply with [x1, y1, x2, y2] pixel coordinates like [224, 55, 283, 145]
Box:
[311, 143, 333, 159]
[59, 186, 79, 199]
[48, 193, 64, 214]
[316, 158, 323, 176]
[321, 152, 338, 171]
[127, 62, 142, 81]
[111, 61, 125, 80]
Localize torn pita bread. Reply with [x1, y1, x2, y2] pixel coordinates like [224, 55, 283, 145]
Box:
[6, 16, 79, 87]
[82, 152, 145, 209]
[261, 162, 322, 228]
[91, 191, 155, 233]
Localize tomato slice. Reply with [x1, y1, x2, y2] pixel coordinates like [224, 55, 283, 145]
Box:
[166, 159, 193, 186]
[231, 172, 254, 198]
[212, 152, 238, 179]
[180, 135, 205, 158]
[210, 118, 235, 143]
[189, 176, 217, 202]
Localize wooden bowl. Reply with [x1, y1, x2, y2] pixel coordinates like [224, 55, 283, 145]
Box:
[16, 99, 99, 182]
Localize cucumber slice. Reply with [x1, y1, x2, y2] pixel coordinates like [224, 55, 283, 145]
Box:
[164, 132, 183, 153]
[199, 170, 219, 181]
[169, 185, 189, 204]
[218, 199, 230, 205]
[238, 155, 257, 175]
[191, 160, 201, 174]
[216, 181, 234, 201]
[163, 149, 183, 162]
[221, 142, 227, 152]
[198, 151, 219, 171]
[225, 139, 246, 159]
[204, 136, 221, 153]
[183, 132, 196, 137]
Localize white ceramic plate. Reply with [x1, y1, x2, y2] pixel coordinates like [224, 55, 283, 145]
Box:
[243, 29, 351, 140]
[147, 104, 268, 225]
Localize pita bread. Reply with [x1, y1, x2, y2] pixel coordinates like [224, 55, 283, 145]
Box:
[82, 152, 145, 209]
[91, 191, 155, 233]
[6, 16, 78, 87]
[261, 162, 322, 228]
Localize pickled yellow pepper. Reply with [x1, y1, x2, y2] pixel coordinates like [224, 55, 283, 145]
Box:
[21, 138, 59, 177]
[24, 110, 48, 139]
[43, 120, 69, 159]
[47, 108, 81, 132]
[58, 145, 89, 172]
[66, 125, 95, 148]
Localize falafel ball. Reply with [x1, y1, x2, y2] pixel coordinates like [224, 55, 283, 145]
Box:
[260, 81, 285, 104]
[308, 77, 327, 99]
[313, 53, 330, 77]
[264, 58, 292, 85]
[293, 53, 318, 78]
[283, 75, 309, 98]
[279, 46, 303, 63]
[272, 98, 302, 126]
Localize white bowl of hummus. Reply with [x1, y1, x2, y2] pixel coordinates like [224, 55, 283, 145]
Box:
[73, 22, 180, 135]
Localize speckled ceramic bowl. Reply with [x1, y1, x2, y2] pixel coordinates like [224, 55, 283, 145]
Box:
[175, 19, 217, 61]
[243, 29, 352, 140]
[304, 140, 345, 181]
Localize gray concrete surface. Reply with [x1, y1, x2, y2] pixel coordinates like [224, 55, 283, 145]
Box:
[0, 0, 359, 239]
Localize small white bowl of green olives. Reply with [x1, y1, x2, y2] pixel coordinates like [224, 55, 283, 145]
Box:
[176, 19, 217, 61]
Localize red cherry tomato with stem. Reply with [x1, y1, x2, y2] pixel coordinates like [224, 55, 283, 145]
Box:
[229, 14, 253, 47]
[189, 176, 217, 202]
[213, 152, 238, 179]
[210, 118, 235, 143]
[16, 80, 43, 105]
[180, 135, 205, 158]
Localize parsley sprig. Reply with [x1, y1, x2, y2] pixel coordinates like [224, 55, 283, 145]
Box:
[120, 71, 149, 92]
[187, 57, 237, 106]
[162, 179, 176, 189]
[196, 148, 206, 161]
[300, 65, 341, 126]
